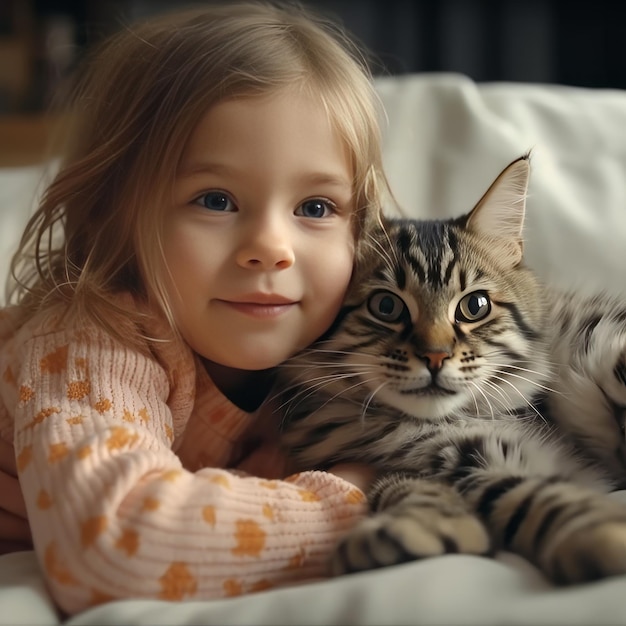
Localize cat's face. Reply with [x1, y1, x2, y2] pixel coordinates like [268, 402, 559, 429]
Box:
[327, 216, 548, 420]
[285, 156, 551, 422]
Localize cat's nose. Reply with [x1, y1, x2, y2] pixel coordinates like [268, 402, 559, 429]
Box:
[421, 351, 451, 372]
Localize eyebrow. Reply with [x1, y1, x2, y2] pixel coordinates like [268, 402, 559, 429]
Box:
[178, 161, 353, 191]
[177, 161, 232, 177]
[300, 172, 353, 191]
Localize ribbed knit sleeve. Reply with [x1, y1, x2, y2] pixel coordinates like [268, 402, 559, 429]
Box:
[1, 319, 366, 615]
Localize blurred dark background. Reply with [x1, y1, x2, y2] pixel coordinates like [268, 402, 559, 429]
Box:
[1, 0, 626, 114]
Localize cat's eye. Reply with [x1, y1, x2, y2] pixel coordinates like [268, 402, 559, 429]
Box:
[455, 291, 491, 323]
[367, 290, 407, 323]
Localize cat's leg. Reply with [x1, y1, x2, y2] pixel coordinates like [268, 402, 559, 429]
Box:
[462, 472, 626, 584]
[332, 425, 626, 583]
[331, 472, 491, 575]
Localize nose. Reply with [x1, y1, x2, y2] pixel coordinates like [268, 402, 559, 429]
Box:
[421, 351, 451, 372]
[236, 216, 295, 270]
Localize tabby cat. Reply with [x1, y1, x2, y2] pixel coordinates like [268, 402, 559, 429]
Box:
[278, 155, 626, 585]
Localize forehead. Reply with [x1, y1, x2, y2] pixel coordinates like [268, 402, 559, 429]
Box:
[179, 88, 353, 178]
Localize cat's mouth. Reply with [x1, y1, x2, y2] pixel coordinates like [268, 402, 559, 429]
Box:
[400, 383, 457, 397]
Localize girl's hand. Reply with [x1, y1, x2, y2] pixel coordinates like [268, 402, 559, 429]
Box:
[327, 463, 377, 494]
[0, 438, 32, 554]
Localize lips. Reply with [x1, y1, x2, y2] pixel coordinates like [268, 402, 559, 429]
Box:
[215, 294, 298, 318]
[226, 293, 296, 305]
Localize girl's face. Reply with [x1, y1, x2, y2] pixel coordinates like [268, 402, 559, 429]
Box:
[163, 88, 356, 370]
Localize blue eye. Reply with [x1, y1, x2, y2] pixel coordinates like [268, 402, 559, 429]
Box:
[296, 199, 333, 218]
[196, 191, 235, 212]
[367, 290, 407, 323]
[455, 291, 491, 323]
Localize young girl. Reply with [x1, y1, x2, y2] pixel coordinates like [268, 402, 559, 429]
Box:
[0, 1, 389, 615]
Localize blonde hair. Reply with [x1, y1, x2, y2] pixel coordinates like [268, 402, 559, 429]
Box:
[7, 1, 390, 347]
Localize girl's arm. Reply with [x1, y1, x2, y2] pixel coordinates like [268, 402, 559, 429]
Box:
[7, 327, 366, 615]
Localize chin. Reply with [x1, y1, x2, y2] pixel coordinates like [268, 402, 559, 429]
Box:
[226, 351, 290, 371]
[380, 389, 467, 421]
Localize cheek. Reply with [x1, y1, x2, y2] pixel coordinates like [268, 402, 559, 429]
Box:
[135, 220, 189, 325]
[158, 227, 215, 338]
[329, 258, 353, 304]
[310, 239, 354, 316]
[161, 233, 191, 303]
[161, 220, 214, 289]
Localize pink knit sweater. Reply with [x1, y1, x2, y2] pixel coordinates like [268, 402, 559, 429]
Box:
[0, 298, 366, 615]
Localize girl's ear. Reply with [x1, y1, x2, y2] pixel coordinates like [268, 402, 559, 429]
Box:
[464, 154, 530, 267]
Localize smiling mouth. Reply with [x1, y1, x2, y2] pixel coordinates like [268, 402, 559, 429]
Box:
[216, 298, 297, 318]
[222, 293, 296, 305]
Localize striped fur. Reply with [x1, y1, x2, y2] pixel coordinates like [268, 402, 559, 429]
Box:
[277, 155, 626, 584]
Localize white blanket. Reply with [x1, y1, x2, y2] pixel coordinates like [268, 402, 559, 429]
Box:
[2, 72, 626, 625]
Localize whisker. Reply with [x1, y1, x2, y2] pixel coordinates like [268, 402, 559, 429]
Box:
[480, 346, 559, 365]
[273, 371, 369, 411]
[279, 360, 379, 370]
[469, 381, 496, 420]
[490, 367, 561, 396]
[486, 361, 551, 378]
[361, 381, 388, 422]
[278, 372, 386, 411]
[489, 374, 548, 425]
[464, 383, 481, 417]
[306, 375, 387, 419]
[480, 379, 516, 416]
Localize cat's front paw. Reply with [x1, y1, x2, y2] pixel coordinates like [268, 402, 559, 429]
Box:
[331, 487, 491, 575]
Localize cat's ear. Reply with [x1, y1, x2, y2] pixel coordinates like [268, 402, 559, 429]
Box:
[464, 154, 530, 267]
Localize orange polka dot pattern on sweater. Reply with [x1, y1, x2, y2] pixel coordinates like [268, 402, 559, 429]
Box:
[0, 301, 366, 616]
